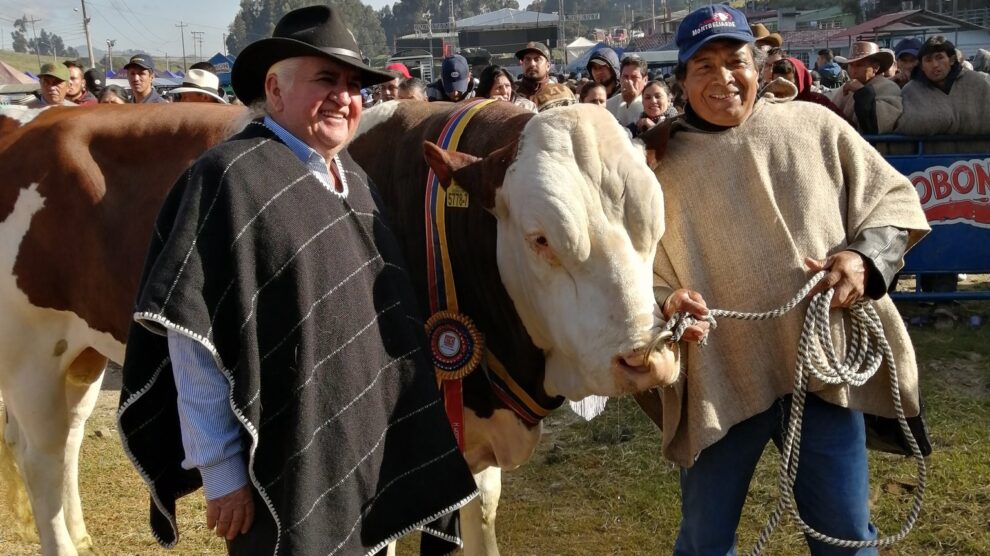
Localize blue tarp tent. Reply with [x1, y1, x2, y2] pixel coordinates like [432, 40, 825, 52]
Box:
[207, 52, 235, 86]
[565, 42, 624, 75]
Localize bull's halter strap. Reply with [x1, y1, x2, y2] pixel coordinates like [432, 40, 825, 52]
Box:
[424, 99, 551, 450]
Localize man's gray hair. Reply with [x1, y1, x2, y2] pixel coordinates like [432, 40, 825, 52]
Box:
[252, 57, 305, 115]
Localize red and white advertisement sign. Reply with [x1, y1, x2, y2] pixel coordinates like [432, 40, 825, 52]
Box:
[909, 158, 990, 229]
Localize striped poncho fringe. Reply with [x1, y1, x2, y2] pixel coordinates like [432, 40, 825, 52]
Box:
[117, 122, 478, 555]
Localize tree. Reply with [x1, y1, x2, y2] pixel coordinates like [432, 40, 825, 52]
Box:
[226, 0, 387, 58]
[9, 19, 78, 59]
[31, 29, 79, 58]
[11, 18, 29, 54]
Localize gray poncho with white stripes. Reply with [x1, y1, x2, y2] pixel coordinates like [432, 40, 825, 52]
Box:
[118, 122, 477, 555]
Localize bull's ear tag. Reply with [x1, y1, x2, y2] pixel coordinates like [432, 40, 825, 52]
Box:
[446, 182, 470, 208]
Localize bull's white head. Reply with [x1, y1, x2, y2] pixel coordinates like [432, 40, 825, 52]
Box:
[425, 105, 677, 400]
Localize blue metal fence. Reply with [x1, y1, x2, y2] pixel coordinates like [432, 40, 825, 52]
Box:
[866, 135, 990, 301]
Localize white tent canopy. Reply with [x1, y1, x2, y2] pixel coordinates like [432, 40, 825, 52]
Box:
[566, 37, 597, 61]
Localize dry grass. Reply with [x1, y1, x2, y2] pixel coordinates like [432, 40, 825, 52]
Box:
[1, 298, 988, 555]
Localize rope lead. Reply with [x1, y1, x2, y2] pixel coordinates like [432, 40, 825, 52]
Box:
[661, 271, 925, 554]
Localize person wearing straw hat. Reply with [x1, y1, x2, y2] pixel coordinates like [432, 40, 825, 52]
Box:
[168, 68, 228, 103]
[26, 63, 77, 108]
[118, 5, 478, 555]
[830, 41, 902, 134]
[637, 5, 929, 555]
[751, 23, 782, 51]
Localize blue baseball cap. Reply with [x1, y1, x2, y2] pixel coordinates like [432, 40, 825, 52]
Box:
[894, 37, 923, 59]
[441, 54, 470, 94]
[675, 5, 754, 65]
[124, 53, 155, 72]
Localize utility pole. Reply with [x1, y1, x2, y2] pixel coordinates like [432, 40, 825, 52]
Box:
[80, 1, 96, 68]
[24, 15, 43, 68]
[191, 31, 204, 62]
[651, 0, 656, 34]
[222, 33, 227, 57]
[448, 0, 456, 49]
[105, 38, 115, 73]
[558, 0, 566, 66]
[176, 21, 188, 73]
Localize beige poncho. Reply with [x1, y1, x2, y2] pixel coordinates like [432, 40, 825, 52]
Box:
[831, 74, 902, 133]
[654, 100, 930, 467]
[895, 68, 990, 135]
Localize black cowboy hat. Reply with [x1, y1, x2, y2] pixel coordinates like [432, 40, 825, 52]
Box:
[231, 5, 393, 104]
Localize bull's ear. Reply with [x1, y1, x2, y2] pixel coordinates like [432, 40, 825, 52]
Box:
[638, 119, 674, 170]
[451, 139, 519, 210]
[423, 141, 482, 189]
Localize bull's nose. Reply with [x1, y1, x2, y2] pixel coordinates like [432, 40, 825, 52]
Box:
[619, 351, 650, 371]
[614, 344, 680, 390]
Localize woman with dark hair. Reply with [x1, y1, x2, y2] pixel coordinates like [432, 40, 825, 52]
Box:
[579, 81, 607, 106]
[772, 57, 847, 122]
[476, 65, 537, 112]
[629, 80, 679, 136]
[98, 84, 129, 104]
[896, 35, 990, 135]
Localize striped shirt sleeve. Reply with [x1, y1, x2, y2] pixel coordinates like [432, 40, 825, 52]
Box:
[167, 330, 248, 500]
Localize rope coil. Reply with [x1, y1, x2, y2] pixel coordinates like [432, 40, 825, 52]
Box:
[656, 271, 926, 554]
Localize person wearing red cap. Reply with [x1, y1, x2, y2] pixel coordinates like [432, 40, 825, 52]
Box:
[385, 62, 411, 79]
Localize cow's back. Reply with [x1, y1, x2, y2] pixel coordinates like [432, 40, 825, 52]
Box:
[0, 104, 243, 343]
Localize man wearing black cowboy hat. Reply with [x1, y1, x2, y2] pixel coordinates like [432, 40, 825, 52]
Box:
[118, 5, 478, 556]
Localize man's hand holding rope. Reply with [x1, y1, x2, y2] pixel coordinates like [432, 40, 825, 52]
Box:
[804, 251, 869, 308]
[661, 289, 711, 343]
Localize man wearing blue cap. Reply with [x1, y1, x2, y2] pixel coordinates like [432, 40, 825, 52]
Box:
[124, 53, 166, 103]
[640, 5, 930, 555]
[427, 54, 476, 102]
[893, 38, 923, 87]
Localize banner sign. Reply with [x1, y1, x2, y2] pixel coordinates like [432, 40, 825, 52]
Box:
[909, 157, 990, 229]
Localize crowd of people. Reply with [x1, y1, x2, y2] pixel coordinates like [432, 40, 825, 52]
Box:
[13, 54, 232, 107]
[15, 25, 990, 142]
[361, 32, 990, 141]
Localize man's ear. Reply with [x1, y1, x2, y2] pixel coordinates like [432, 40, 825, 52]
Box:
[264, 73, 281, 112]
[423, 139, 519, 210]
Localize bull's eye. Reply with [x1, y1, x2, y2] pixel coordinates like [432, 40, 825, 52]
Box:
[528, 233, 559, 266]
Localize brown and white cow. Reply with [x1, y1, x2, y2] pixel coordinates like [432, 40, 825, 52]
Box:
[0, 101, 676, 556]
[0, 103, 242, 555]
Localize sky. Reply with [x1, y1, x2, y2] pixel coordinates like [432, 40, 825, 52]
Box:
[0, 0, 536, 60]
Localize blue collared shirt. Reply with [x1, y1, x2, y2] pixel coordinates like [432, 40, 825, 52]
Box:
[263, 116, 348, 196]
[168, 118, 348, 500]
